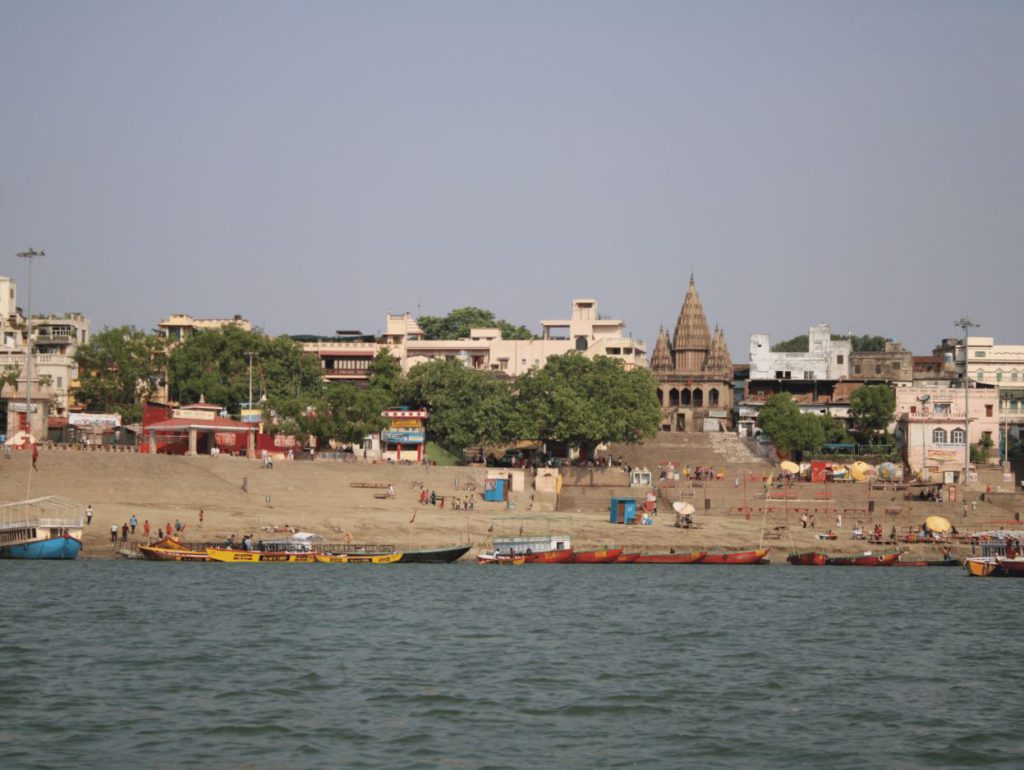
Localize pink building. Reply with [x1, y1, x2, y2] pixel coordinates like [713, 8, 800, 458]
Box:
[894, 385, 999, 482]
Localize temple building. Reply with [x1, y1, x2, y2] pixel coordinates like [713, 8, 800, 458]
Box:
[651, 275, 733, 432]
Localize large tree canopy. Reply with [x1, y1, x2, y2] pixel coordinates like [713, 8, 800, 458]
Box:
[848, 384, 896, 444]
[418, 307, 534, 341]
[515, 354, 660, 455]
[399, 358, 515, 453]
[757, 393, 825, 457]
[167, 326, 323, 417]
[74, 326, 167, 422]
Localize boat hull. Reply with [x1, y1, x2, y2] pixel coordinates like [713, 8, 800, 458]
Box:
[139, 538, 209, 562]
[523, 549, 574, 564]
[477, 552, 525, 565]
[787, 552, 828, 566]
[614, 552, 642, 563]
[0, 534, 82, 560]
[570, 548, 624, 564]
[206, 548, 316, 563]
[397, 545, 472, 563]
[315, 552, 402, 564]
[700, 548, 770, 565]
[633, 551, 707, 564]
[826, 552, 901, 566]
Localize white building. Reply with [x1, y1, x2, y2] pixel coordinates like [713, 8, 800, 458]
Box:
[954, 336, 1024, 445]
[749, 324, 851, 381]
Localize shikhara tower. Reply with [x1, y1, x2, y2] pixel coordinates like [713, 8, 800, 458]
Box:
[651, 274, 733, 432]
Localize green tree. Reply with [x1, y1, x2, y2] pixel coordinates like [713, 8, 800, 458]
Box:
[167, 326, 323, 418]
[757, 393, 825, 456]
[74, 326, 167, 422]
[399, 358, 514, 454]
[772, 333, 892, 353]
[0, 365, 20, 395]
[819, 413, 852, 445]
[848, 384, 896, 444]
[418, 307, 534, 340]
[514, 354, 660, 456]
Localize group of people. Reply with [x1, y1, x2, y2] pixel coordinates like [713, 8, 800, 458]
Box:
[417, 488, 476, 510]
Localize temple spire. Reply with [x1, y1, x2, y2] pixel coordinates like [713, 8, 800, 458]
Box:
[672, 274, 711, 373]
[650, 326, 673, 373]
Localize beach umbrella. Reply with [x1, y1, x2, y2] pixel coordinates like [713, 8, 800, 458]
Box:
[850, 461, 872, 481]
[925, 516, 952, 533]
[780, 460, 800, 474]
[877, 462, 901, 481]
[673, 501, 696, 515]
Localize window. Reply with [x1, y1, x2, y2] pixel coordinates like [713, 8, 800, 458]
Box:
[975, 351, 986, 358]
[985, 404, 993, 417]
[804, 371, 813, 380]
[951, 428, 965, 444]
[1012, 371, 1019, 382]
[932, 428, 948, 443]
[910, 405, 917, 414]
[775, 371, 784, 379]
[498, 358, 509, 371]
[854, 364, 862, 374]
[875, 364, 882, 375]
[57, 377, 62, 388]
[996, 371, 1003, 382]
[935, 403, 951, 415]
[976, 370, 984, 381]
[891, 362, 900, 371]
[837, 355, 844, 364]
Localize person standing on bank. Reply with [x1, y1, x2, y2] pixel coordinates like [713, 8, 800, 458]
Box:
[31, 443, 39, 471]
[110, 523, 118, 543]
[86, 505, 93, 525]
[129, 514, 138, 534]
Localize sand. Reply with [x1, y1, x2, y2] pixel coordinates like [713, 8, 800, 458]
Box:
[3, 444, 1015, 562]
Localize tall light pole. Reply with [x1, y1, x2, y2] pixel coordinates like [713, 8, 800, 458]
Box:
[16, 249, 44, 439]
[244, 351, 255, 411]
[955, 317, 979, 487]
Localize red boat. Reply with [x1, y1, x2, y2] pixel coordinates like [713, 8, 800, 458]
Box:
[522, 549, 574, 564]
[614, 552, 642, 563]
[826, 551, 901, 566]
[996, 558, 1024, 577]
[700, 548, 770, 565]
[633, 551, 707, 564]
[570, 548, 624, 564]
[786, 552, 828, 566]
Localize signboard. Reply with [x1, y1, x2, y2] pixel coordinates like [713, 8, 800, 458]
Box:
[390, 418, 423, 429]
[174, 408, 216, 421]
[69, 412, 121, 428]
[240, 409, 262, 424]
[927, 449, 959, 462]
[381, 430, 425, 445]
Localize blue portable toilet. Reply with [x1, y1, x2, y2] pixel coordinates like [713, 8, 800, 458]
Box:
[484, 478, 507, 503]
[610, 497, 637, 525]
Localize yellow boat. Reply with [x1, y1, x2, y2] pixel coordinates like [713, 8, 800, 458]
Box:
[314, 552, 403, 564]
[965, 557, 998, 577]
[205, 548, 316, 563]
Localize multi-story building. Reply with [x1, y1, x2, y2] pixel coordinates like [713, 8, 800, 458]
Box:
[749, 323, 851, 381]
[156, 313, 252, 345]
[894, 385, 999, 482]
[953, 336, 1024, 448]
[401, 299, 647, 376]
[0, 276, 91, 436]
[649, 275, 733, 432]
[849, 342, 913, 386]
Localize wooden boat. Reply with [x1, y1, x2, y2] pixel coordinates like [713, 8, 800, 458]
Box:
[997, 559, 1024, 577]
[206, 547, 316, 563]
[523, 548, 574, 564]
[570, 548, 624, 564]
[397, 545, 471, 563]
[786, 552, 828, 566]
[700, 548, 770, 565]
[826, 551, 901, 566]
[139, 537, 209, 562]
[893, 559, 960, 567]
[965, 557, 999, 577]
[614, 552, 642, 563]
[633, 551, 707, 564]
[314, 552, 402, 564]
[477, 551, 525, 565]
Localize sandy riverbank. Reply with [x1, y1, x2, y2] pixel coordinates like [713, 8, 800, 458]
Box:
[3, 446, 1016, 562]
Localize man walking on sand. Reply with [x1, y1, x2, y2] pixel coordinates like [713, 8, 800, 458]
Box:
[110, 523, 117, 543]
[143, 520, 151, 539]
[129, 514, 137, 534]
[31, 443, 39, 471]
[86, 505, 93, 525]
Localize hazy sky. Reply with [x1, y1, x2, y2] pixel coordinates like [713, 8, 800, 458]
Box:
[1, 1, 1021, 359]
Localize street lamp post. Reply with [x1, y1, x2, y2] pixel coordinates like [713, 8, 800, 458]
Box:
[955, 317, 980, 487]
[16, 249, 44, 439]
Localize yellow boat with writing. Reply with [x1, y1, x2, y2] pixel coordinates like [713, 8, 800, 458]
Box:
[206, 548, 316, 563]
[314, 552, 403, 564]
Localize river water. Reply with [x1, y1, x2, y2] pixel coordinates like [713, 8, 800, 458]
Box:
[0, 561, 1019, 769]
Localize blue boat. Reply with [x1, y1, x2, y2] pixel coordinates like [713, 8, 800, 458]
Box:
[0, 496, 85, 560]
[0, 534, 82, 560]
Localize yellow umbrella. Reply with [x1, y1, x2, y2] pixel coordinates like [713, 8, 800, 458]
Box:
[925, 516, 951, 533]
[850, 461, 872, 481]
[780, 460, 800, 474]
